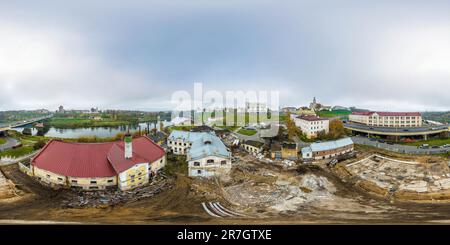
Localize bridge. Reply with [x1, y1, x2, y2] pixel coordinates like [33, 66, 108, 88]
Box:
[0, 114, 53, 134]
[344, 122, 450, 140]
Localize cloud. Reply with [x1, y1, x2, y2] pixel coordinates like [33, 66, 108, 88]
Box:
[0, 1, 449, 111]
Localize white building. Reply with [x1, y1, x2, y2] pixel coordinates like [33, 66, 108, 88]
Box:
[349, 112, 422, 127]
[294, 115, 329, 139]
[167, 130, 231, 177]
[241, 140, 265, 155]
[301, 138, 354, 160]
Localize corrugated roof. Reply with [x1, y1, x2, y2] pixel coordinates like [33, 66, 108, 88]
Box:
[32, 136, 165, 178]
[308, 138, 353, 152]
[169, 130, 229, 161]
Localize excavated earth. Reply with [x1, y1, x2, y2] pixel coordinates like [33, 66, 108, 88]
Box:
[2, 153, 450, 224]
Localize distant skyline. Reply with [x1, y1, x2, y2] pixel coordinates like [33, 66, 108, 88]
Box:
[1, 1, 450, 111]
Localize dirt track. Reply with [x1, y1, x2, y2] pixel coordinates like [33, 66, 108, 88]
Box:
[3, 157, 450, 224]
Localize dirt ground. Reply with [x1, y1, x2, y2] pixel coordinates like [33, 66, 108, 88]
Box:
[2, 153, 450, 224]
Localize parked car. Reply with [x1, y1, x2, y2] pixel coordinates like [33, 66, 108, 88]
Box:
[378, 139, 386, 143]
[431, 145, 441, 149]
[443, 144, 450, 148]
[419, 144, 429, 149]
[386, 142, 395, 145]
[327, 159, 338, 167]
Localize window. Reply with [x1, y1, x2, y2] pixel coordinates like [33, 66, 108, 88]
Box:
[221, 160, 227, 165]
[90, 180, 97, 184]
[194, 162, 200, 166]
[207, 159, 214, 164]
[130, 175, 135, 178]
[71, 180, 78, 183]
[46, 174, 51, 178]
[58, 177, 63, 181]
[197, 170, 202, 174]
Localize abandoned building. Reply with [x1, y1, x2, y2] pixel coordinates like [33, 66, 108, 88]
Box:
[167, 130, 232, 177]
[301, 137, 354, 160]
[29, 135, 166, 190]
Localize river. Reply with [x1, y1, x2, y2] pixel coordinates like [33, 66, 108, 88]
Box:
[11, 121, 171, 139]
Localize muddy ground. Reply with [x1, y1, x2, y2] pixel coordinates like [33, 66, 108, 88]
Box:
[2, 155, 450, 224]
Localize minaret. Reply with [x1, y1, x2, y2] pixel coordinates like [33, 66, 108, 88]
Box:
[124, 133, 133, 159]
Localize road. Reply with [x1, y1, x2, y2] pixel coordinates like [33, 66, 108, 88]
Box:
[345, 122, 449, 133]
[352, 136, 450, 154]
[0, 137, 20, 152]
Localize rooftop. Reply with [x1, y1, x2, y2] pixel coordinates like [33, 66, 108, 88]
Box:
[169, 130, 230, 161]
[351, 111, 421, 117]
[307, 137, 354, 152]
[296, 114, 328, 121]
[32, 136, 165, 178]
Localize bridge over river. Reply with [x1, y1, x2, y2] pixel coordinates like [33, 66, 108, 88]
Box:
[0, 115, 53, 134]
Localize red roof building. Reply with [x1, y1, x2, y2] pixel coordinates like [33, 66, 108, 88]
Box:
[351, 111, 421, 117]
[349, 111, 422, 127]
[32, 136, 165, 178]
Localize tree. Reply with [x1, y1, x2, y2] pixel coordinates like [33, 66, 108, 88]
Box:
[285, 112, 299, 141]
[328, 120, 346, 139]
[33, 139, 47, 150]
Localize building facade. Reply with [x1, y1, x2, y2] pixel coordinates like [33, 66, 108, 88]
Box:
[294, 115, 329, 139]
[349, 111, 422, 127]
[281, 142, 298, 160]
[30, 136, 166, 191]
[301, 138, 354, 160]
[242, 140, 265, 155]
[168, 130, 232, 177]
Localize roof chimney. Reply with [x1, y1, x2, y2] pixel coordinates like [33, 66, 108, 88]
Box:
[124, 133, 132, 159]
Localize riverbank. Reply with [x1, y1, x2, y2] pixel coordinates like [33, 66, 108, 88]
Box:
[48, 117, 130, 128]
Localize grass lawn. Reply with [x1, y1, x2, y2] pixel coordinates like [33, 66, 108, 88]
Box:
[0, 146, 34, 158]
[317, 109, 351, 118]
[0, 137, 6, 145]
[237, 128, 257, 136]
[401, 138, 450, 147]
[167, 125, 196, 133]
[49, 117, 130, 128]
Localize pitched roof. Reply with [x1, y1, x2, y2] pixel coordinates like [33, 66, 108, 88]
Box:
[296, 114, 328, 121]
[31, 136, 165, 178]
[188, 133, 230, 161]
[351, 111, 421, 117]
[307, 138, 353, 152]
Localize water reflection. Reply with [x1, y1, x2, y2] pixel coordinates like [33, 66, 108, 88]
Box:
[11, 121, 170, 139]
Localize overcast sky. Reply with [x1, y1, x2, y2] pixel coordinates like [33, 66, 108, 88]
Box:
[1, 0, 449, 111]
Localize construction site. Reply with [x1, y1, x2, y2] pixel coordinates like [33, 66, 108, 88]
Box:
[2, 147, 450, 224]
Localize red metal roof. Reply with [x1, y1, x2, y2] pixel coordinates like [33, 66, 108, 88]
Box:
[296, 114, 328, 121]
[31, 136, 165, 178]
[351, 111, 421, 117]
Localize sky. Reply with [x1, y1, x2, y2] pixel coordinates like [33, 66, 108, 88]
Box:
[0, 0, 449, 112]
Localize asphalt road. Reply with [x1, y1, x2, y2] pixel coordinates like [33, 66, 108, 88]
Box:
[352, 136, 450, 154]
[345, 122, 449, 133]
[0, 137, 20, 152]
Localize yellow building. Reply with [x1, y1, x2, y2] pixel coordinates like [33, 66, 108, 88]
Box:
[30, 135, 166, 191]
